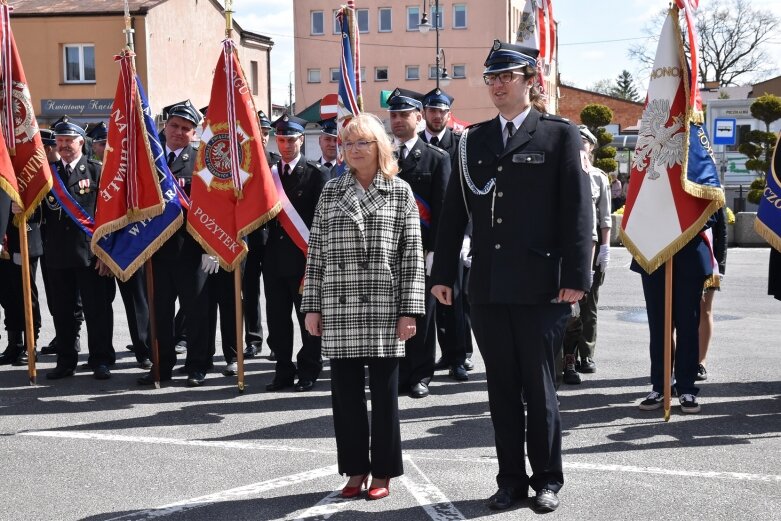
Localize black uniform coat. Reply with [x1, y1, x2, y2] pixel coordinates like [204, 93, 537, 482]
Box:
[397, 137, 451, 253]
[0, 190, 9, 246]
[158, 144, 200, 259]
[42, 155, 102, 268]
[264, 157, 329, 278]
[418, 128, 460, 166]
[431, 110, 593, 304]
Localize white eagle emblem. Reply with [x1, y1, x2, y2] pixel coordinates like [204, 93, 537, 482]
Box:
[632, 98, 685, 180]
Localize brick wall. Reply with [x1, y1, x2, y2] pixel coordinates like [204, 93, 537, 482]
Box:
[558, 85, 644, 131]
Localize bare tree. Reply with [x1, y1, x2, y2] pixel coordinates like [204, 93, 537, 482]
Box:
[588, 79, 614, 96]
[629, 0, 779, 86]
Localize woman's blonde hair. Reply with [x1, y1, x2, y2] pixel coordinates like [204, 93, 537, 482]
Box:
[339, 113, 399, 178]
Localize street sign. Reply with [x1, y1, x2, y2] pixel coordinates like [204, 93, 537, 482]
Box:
[713, 118, 736, 145]
[320, 93, 338, 119]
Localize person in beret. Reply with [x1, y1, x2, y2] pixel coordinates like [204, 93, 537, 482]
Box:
[431, 40, 593, 513]
[387, 87, 451, 399]
[42, 120, 117, 381]
[263, 114, 329, 392]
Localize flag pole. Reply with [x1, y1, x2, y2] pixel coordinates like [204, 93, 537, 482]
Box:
[18, 216, 36, 385]
[124, 0, 161, 386]
[234, 269, 245, 392]
[663, 258, 673, 422]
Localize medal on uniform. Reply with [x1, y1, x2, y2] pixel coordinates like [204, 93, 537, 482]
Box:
[79, 164, 86, 172]
[178, 177, 185, 187]
[181, 153, 189, 161]
[78, 179, 86, 194]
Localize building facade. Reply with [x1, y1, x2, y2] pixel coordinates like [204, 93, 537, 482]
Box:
[558, 85, 643, 132]
[11, 0, 273, 127]
[292, 0, 554, 125]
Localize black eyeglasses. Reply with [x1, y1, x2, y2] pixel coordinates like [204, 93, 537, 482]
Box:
[483, 71, 521, 86]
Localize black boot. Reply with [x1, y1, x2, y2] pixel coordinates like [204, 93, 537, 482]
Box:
[0, 331, 23, 365]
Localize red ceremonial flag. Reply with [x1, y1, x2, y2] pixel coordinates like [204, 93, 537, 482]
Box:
[0, 2, 52, 221]
[94, 49, 165, 237]
[619, 6, 723, 274]
[187, 39, 281, 270]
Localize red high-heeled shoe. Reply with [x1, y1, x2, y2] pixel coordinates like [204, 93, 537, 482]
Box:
[367, 478, 391, 500]
[340, 473, 369, 498]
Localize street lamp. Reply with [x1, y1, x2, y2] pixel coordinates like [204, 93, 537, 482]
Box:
[419, 0, 449, 89]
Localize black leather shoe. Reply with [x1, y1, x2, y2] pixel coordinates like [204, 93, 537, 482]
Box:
[463, 357, 474, 371]
[487, 487, 527, 510]
[449, 365, 469, 381]
[174, 341, 187, 354]
[0, 351, 19, 365]
[137, 371, 172, 385]
[187, 371, 206, 387]
[533, 489, 560, 512]
[266, 378, 294, 392]
[294, 379, 314, 392]
[268, 350, 276, 361]
[177, 365, 189, 375]
[409, 382, 429, 398]
[40, 340, 57, 355]
[578, 357, 596, 373]
[46, 367, 75, 380]
[243, 345, 258, 358]
[433, 357, 448, 371]
[13, 350, 36, 366]
[125, 344, 135, 352]
[93, 365, 111, 380]
[138, 358, 153, 370]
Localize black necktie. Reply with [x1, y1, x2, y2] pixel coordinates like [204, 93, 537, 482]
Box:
[430, 136, 439, 147]
[65, 164, 73, 177]
[400, 146, 407, 160]
[284, 164, 291, 176]
[505, 122, 515, 145]
[324, 162, 332, 169]
[167, 152, 176, 166]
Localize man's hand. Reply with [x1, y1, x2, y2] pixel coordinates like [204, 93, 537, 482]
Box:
[431, 284, 453, 305]
[95, 258, 113, 277]
[11, 202, 22, 215]
[305, 312, 322, 336]
[557, 288, 585, 304]
[596, 244, 610, 269]
[396, 316, 417, 341]
[200, 254, 220, 274]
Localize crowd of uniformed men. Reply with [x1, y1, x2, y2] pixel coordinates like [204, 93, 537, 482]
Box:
[0, 85, 558, 396]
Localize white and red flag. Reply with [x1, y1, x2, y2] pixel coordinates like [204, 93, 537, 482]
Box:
[187, 38, 281, 270]
[619, 6, 724, 274]
[515, 0, 556, 113]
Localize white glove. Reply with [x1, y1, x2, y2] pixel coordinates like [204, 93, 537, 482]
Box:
[460, 235, 472, 268]
[596, 244, 610, 269]
[13, 253, 21, 266]
[200, 254, 220, 274]
[425, 251, 434, 276]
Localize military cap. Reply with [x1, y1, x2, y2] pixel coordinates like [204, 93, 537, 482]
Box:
[258, 110, 272, 129]
[272, 113, 307, 136]
[387, 88, 423, 112]
[53, 119, 86, 138]
[422, 88, 454, 109]
[483, 39, 538, 74]
[163, 100, 202, 126]
[578, 125, 598, 146]
[319, 118, 337, 136]
[50, 115, 73, 130]
[39, 128, 56, 146]
[87, 122, 108, 142]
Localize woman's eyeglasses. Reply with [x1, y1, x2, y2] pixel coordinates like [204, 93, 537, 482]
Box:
[342, 140, 377, 151]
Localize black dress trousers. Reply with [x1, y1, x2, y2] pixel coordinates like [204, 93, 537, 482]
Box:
[117, 266, 151, 362]
[208, 268, 238, 364]
[398, 278, 436, 389]
[330, 357, 403, 478]
[242, 227, 266, 349]
[470, 302, 569, 494]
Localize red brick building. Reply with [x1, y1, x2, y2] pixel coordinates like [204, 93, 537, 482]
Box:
[558, 85, 643, 132]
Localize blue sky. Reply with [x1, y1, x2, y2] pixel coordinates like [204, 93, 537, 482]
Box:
[234, 0, 781, 106]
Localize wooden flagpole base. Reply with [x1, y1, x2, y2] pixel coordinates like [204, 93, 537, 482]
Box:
[144, 259, 161, 389]
[663, 258, 673, 422]
[234, 268, 245, 393]
[18, 217, 37, 386]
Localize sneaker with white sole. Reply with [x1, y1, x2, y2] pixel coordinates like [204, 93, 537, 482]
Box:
[695, 364, 708, 381]
[679, 394, 701, 414]
[639, 391, 663, 410]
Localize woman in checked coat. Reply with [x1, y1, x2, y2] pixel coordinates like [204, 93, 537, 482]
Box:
[302, 113, 425, 500]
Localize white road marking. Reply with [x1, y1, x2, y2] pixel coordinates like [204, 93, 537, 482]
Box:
[20, 430, 781, 486]
[101, 465, 338, 521]
[400, 457, 466, 521]
[267, 491, 354, 521]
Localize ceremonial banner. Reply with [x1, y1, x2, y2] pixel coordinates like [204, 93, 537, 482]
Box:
[333, 1, 363, 177]
[93, 49, 164, 237]
[188, 38, 280, 270]
[619, 6, 724, 274]
[515, 0, 556, 113]
[91, 77, 186, 281]
[0, 2, 52, 221]
[754, 133, 781, 252]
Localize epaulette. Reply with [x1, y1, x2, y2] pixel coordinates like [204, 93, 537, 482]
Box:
[465, 119, 491, 130]
[88, 158, 103, 166]
[307, 160, 328, 171]
[423, 142, 448, 157]
[540, 113, 570, 124]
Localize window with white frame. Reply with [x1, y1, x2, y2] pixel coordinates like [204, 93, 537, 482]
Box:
[407, 6, 420, 31]
[406, 65, 420, 81]
[428, 65, 439, 80]
[379, 7, 392, 32]
[357, 9, 369, 33]
[453, 4, 467, 29]
[375, 67, 389, 82]
[333, 10, 340, 34]
[330, 68, 340, 83]
[250, 60, 259, 95]
[360, 67, 366, 82]
[452, 64, 466, 78]
[63, 44, 95, 83]
[308, 69, 321, 83]
[311, 11, 324, 35]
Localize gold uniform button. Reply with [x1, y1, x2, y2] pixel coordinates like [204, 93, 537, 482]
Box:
[495, 244, 501, 250]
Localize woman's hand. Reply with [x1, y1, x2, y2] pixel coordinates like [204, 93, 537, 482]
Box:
[396, 316, 417, 342]
[305, 312, 322, 336]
